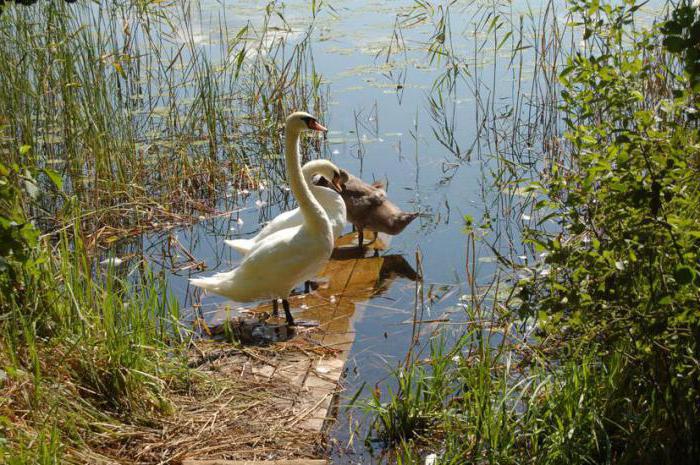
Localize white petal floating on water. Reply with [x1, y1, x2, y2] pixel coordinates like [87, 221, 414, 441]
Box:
[255, 199, 267, 208]
[522, 214, 531, 221]
[236, 218, 244, 225]
[100, 257, 124, 268]
[332, 149, 340, 155]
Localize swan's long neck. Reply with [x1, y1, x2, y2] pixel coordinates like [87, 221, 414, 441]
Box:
[285, 129, 330, 234]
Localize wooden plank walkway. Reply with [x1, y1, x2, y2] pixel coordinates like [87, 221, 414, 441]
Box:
[184, 232, 417, 464]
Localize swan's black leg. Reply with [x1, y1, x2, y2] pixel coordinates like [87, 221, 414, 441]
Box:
[283, 299, 295, 326]
[304, 280, 311, 293]
[272, 299, 279, 317]
[358, 228, 364, 249]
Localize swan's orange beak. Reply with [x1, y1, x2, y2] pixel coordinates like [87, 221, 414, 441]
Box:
[331, 174, 344, 193]
[308, 119, 327, 132]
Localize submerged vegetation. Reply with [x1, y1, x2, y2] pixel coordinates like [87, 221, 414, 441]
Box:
[362, 0, 700, 464]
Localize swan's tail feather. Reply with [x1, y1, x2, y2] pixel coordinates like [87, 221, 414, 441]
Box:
[224, 239, 254, 256]
[190, 272, 234, 294]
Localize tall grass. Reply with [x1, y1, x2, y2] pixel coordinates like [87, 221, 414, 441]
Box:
[0, 163, 191, 462]
[0, 0, 327, 247]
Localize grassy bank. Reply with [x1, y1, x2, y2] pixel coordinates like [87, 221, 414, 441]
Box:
[1, 161, 188, 461]
[0, 163, 324, 464]
[363, 1, 700, 463]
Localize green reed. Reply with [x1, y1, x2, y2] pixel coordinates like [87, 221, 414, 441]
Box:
[0, 0, 327, 244]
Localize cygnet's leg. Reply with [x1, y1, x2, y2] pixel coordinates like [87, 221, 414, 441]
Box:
[358, 227, 364, 249]
[272, 299, 279, 317]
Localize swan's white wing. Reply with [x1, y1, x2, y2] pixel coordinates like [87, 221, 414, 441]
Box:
[224, 238, 254, 255]
[191, 227, 329, 302]
[226, 188, 345, 258]
[224, 208, 303, 256]
[255, 208, 302, 242]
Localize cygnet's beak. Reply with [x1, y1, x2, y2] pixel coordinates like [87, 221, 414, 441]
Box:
[308, 119, 327, 132]
[331, 174, 344, 193]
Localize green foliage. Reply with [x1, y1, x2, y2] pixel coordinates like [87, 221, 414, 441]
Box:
[662, 3, 700, 91]
[0, 161, 40, 283]
[518, 0, 700, 461]
[0, 156, 192, 461]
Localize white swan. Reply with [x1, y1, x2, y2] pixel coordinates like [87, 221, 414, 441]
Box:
[190, 111, 332, 325]
[225, 159, 347, 256]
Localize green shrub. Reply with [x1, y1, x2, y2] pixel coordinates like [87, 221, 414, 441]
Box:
[519, 0, 700, 461]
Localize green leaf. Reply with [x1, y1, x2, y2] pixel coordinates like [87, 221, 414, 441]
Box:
[663, 35, 686, 53]
[43, 168, 63, 190]
[674, 266, 695, 285]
